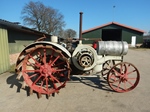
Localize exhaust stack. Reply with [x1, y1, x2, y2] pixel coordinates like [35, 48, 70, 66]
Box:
[79, 12, 83, 41]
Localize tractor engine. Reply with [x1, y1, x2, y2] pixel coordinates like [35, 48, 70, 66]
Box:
[71, 40, 128, 72]
[72, 42, 97, 71]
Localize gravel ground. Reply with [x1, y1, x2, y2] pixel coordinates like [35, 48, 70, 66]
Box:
[0, 49, 150, 112]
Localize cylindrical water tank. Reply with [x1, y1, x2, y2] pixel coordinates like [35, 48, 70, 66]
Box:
[97, 41, 128, 56]
[51, 36, 58, 43]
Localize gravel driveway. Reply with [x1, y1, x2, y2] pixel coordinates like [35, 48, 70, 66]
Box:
[0, 49, 150, 112]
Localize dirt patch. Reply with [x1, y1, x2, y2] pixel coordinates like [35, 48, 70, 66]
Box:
[9, 53, 20, 65]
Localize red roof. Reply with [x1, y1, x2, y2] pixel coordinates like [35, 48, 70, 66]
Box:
[82, 22, 145, 34]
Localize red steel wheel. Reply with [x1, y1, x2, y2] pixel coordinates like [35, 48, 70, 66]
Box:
[22, 45, 70, 95]
[102, 60, 121, 80]
[107, 62, 140, 92]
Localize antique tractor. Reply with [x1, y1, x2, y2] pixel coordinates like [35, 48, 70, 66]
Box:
[15, 12, 140, 97]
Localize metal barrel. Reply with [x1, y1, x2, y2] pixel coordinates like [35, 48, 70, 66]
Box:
[97, 41, 128, 56]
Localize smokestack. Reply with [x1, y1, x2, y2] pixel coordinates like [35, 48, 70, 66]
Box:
[79, 12, 83, 40]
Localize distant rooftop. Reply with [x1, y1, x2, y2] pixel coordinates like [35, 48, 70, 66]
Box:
[0, 19, 50, 36]
[82, 22, 145, 34]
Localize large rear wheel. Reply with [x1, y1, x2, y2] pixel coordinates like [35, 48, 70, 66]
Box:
[22, 45, 70, 96]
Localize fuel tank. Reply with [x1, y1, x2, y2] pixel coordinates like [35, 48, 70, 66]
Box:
[97, 41, 128, 56]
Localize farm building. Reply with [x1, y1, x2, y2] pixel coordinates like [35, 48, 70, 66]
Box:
[0, 19, 51, 74]
[82, 22, 145, 45]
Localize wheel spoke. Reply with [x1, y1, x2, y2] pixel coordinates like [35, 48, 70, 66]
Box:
[50, 77, 60, 89]
[50, 55, 60, 65]
[24, 70, 40, 73]
[107, 64, 112, 69]
[127, 69, 136, 75]
[109, 74, 117, 81]
[116, 81, 121, 91]
[54, 68, 67, 72]
[40, 79, 45, 88]
[127, 77, 137, 80]
[27, 60, 37, 68]
[28, 54, 41, 67]
[112, 68, 121, 76]
[127, 80, 134, 86]
[120, 63, 123, 72]
[43, 48, 47, 64]
[102, 60, 120, 80]
[53, 61, 66, 67]
[37, 51, 41, 57]
[105, 61, 112, 69]
[52, 82, 58, 89]
[123, 63, 128, 74]
[29, 73, 38, 79]
[50, 75, 61, 84]
[110, 79, 120, 84]
[48, 49, 55, 64]
[110, 81, 119, 90]
[32, 75, 42, 85]
[106, 62, 109, 66]
[46, 77, 49, 92]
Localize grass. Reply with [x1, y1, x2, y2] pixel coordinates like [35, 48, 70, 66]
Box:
[8, 64, 16, 73]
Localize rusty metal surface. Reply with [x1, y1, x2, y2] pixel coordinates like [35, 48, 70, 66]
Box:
[16, 43, 71, 97]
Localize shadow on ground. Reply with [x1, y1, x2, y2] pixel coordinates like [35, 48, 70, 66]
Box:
[6, 73, 22, 92]
[6, 73, 34, 97]
[69, 75, 114, 92]
[6, 73, 114, 98]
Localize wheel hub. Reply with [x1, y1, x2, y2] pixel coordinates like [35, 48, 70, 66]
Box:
[79, 55, 92, 68]
[40, 64, 53, 77]
[120, 76, 127, 82]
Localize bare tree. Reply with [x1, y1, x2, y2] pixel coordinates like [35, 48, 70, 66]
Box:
[64, 29, 77, 38]
[21, 1, 65, 35]
[148, 31, 150, 35]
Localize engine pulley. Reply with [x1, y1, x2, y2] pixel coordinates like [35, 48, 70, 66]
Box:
[78, 50, 94, 68]
[72, 44, 97, 71]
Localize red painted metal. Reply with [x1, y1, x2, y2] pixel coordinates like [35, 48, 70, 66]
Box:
[93, 42, 97, 49]
[107, 62, 140, 92]
[22, 45, 70, 95]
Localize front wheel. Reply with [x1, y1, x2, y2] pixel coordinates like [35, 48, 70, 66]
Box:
[107, 62, 140, 92]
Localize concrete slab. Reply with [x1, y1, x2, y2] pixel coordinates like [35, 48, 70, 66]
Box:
[0, 49, 150, 112]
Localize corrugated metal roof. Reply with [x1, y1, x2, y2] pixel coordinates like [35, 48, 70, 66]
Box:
[82, 22, 145, 34]
[0, 19, 51, 36]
